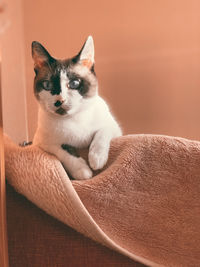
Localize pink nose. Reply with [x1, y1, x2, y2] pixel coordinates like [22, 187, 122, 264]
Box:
[57, 95, 66, 102]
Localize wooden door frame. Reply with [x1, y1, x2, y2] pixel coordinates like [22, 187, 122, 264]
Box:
[0, 60, 9, 267]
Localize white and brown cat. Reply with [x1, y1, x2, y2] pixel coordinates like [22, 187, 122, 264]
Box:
[32, 36, 122, 180]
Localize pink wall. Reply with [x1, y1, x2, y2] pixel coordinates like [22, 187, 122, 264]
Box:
[2, 0, 28, 143]
[22, 0, 200, 140]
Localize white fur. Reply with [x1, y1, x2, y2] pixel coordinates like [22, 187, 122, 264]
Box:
[33, 95, 122, 180]
[60, 70, 68, 101]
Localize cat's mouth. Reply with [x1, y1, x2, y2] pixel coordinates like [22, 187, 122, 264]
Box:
[55, 107, 68, 115]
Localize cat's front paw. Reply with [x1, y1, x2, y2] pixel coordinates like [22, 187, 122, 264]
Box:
[71, 158, 93, 180]
[89, 148, 108, 171]
[73, 167, 93, 180]
[62, 157, 93, 180]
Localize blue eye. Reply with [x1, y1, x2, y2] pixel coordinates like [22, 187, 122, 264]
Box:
[69, 79, 81, 89]
[42, 80, 53, 91]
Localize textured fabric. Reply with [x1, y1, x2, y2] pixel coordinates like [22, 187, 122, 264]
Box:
[4, 134, 200, 266]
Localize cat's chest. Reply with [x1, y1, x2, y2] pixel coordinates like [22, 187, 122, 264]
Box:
[45, 116, 95, 148]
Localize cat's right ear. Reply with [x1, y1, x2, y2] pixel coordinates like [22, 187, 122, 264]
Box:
[72, 36, 95, 69]
[32, 41, 53, 69]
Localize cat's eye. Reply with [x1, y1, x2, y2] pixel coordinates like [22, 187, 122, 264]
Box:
[42, 80, 53, 91]
[68, 79, 81, 89]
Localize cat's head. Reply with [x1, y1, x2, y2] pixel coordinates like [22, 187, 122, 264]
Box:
[32, 36, 98, 116]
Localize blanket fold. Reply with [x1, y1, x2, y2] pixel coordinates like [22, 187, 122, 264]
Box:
[4, 134, 200, 267]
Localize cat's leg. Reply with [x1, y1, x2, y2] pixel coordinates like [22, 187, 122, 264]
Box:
[89, 128, 120, 170]
[46, 144, 93, 180]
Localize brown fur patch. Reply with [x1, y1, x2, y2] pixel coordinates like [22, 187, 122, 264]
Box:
[69, 65, 98, 98]
[61, 144, 79, 157]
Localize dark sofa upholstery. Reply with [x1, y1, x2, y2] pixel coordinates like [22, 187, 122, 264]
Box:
[6, 184, 145, 267]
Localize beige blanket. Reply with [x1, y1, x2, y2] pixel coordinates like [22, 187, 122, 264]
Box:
[4, 134, 200, 267]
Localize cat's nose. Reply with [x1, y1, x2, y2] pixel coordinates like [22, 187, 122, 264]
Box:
[54, 100, 63, 107]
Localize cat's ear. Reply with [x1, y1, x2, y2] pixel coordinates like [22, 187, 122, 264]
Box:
[32, 41, 53, 68]
[76, 36, 95, 69]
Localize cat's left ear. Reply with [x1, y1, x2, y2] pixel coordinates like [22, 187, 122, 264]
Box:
[78, 36, 94, 69]
[32, 41, 53, 69]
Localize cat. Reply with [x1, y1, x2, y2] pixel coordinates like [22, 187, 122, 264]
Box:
[32, 36, 122, 180]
